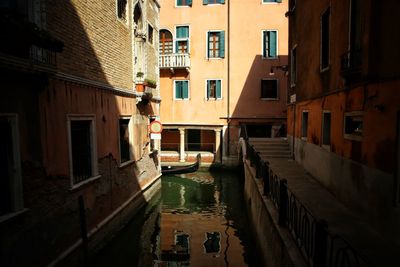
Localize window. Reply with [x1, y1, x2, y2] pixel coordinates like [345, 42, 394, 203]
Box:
[207, 31, 225, 58]
[68, 116, 98, 187]
[206, 80, 222, 100]
[174, 80, 189, 100]
[203, 0, 225, 4]
[262, 30, 278, 58]
[119, 118, 132, 164]
[344, 112, 363, 141]
[291, 46, 297, 86]
[301, 111, 308, 139]
[322, 112, 331, 146]
[148, 24, 154, 44]
[261, 79, 278, 99]
[159, 30, 173, 55]
[175, 26, 189, 53]
[263, 0, 282, 4]
[117, 0, 127, 21]
[321, 7, 330, 70]
[0, 115, 23, 219]
[177, 0, 192, 6]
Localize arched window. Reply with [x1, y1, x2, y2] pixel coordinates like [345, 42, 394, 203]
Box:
[159, 30, 173, 55]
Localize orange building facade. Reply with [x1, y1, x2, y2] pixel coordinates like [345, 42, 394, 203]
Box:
[159, 0, 288, 163]
[287, 0, 400, 242]
[0, 0, 161, 265]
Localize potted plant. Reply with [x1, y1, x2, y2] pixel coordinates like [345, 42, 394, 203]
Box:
[136, 71, 145, 92]
[144, 78, 157, 88]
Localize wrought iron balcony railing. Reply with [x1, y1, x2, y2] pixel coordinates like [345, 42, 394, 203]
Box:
[159, 53, 190, 69]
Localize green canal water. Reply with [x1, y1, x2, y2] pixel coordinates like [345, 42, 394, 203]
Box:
[92, 169, 261, 267]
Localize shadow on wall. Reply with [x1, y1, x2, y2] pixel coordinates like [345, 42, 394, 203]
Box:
[0, 1, 157, 266]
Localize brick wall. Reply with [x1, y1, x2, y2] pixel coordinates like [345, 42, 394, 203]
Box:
[46, 0, 134, 90]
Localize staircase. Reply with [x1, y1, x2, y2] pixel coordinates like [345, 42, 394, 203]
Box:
[248, 138, 292, 159]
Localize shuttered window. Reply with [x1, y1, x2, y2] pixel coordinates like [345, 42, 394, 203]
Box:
[177, 0, 192, 6]
[176, 26, 190, 53]
[203, 0, 225, 4]
[206, 80, 222, 100]
[207, 31, 225, 58]
[174, 80, 189, 100]
[263, 30, 278, 58]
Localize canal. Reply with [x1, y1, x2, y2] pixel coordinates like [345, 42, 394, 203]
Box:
[92, 169, 261, 267]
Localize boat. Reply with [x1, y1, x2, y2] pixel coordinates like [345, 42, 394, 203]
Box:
[161, 153, 201, 175]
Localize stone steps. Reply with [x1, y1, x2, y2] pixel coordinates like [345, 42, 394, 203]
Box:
[249, 138, 291, 159]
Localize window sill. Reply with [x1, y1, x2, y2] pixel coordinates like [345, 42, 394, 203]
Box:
[262, 56, 279, 60]
[0, 208, 29, 224]
[206, 98, 222, 101]
[69, 175, 102, 191]
[344, 134, 362, 142]
[175, 5, 192, 8]
[320, 66, 330, 73]
[174, 98, 190, 101]
[119, 159, 135, 168]
[116, 18, 129, 29]
[207, 57, 224, 60]
[261, 2, 281, 5]
[261, 98, 279, 101]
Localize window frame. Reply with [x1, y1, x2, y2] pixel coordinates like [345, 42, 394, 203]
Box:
[261, 0, 282, 5]
[206, 30, 225, 59]
[116, 0, 128, 23]
[321, 110, 331, 148]
[175, 25, 190, 54]
[262, 30, 279, 59]
[147, 22, 154, 45]
[0, 114, 25, 222]
[176, 0, 192, 7]
[301, 111, 309, 140]
[261, 79, 279, 100]
[320, 6, 331, 72]
[173, 80, 190, 100]
[343, 111, 363, 141]
[205, 79, 223, 100]
[203, 0, 225, 5]
[290, 45, 297, 87]
[118, 116, 134, 167]
[67, 115, 100, 190]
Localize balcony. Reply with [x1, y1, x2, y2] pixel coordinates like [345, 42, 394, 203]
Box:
[159, 53, 190, 71]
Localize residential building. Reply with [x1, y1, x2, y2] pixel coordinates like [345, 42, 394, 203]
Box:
[0, 0, 161, 266]
[287, 0, 400, 243]
[159, 0, 288, 163]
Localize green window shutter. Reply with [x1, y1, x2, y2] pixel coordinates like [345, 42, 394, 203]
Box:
[175, 81, 182, 99]
[269, 31, 277, 57]
[182, 81, 189, 99]
[276, 0, 282, 3]
[203, 0, 208, 4]
[216, 80, 222, 98]
[219, 0, 225, 3]
[177, 26, 189, 38]
[177, 0, 182, 5]
[175, 41, 179, 53]
[263, 31, 267, 57]
[187, 0, 192, 5]
[219, 31, 225, 58]
[207, 80, 211, 98]
[207, 32, 210, 58]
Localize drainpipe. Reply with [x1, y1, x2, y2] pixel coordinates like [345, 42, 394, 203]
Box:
[226, 0, 231, 156]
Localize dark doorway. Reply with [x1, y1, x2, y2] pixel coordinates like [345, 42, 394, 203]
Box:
[246, 124, 272, 138]
[187, 129, 201, 150]
[0, 117, 13, 216]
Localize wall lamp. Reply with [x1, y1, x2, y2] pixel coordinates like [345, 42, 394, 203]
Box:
[269, 65, 289, 76]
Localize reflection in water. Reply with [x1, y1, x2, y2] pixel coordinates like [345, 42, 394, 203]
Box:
[92, 170, 260, 267]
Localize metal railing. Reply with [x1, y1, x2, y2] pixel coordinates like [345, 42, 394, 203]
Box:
[159, 53, 190, 69]
[243, 139, 372, 267]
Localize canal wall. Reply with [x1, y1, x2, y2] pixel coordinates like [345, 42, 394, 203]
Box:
[51, 174, 162, 267]
[243, 160, 306, 267]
